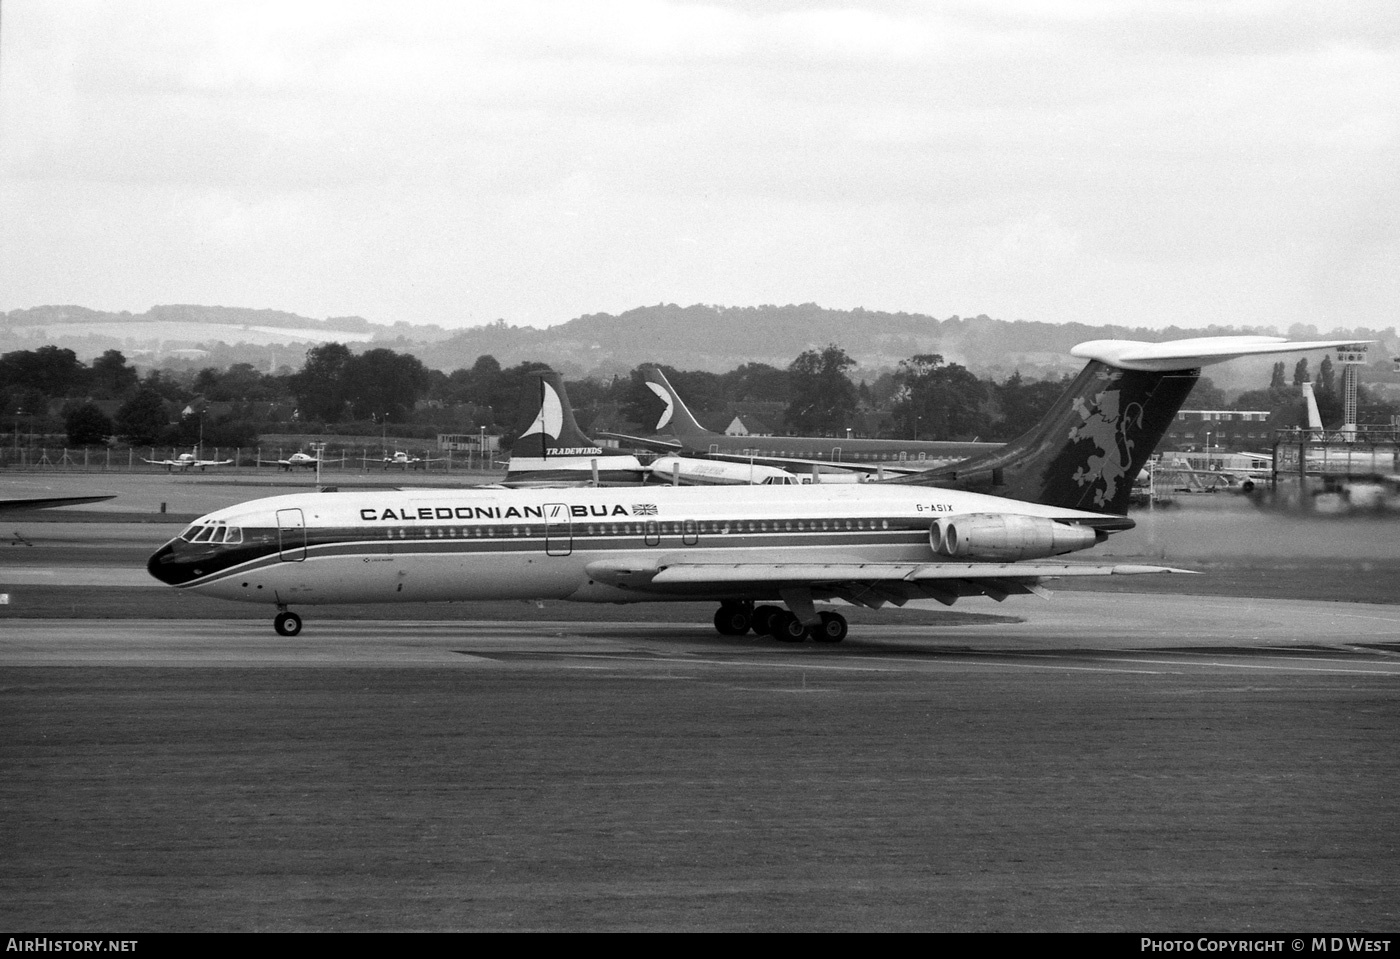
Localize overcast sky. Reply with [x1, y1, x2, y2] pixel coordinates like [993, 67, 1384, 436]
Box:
[2, 1, 1396, 332]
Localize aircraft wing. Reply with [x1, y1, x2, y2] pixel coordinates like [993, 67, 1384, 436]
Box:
[599, 435, 929, 476]
[597, 431, 683, 454]
[695, 450, 931, 477]
[645, 562, 1191, 583]
[0, 494, 116, 512]
[585, 559, 1193, 607]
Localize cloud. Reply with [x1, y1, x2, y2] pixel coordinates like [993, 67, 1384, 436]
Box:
[2, 0, 1396, 331]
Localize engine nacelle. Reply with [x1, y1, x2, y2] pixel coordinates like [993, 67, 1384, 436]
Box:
[930, 513, 1100, 561]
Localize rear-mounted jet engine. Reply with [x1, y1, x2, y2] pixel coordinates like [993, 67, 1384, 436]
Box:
[931, 513, 1100, 561]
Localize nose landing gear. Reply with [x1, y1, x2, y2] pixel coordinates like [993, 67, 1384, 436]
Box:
[274, 608, 303, 637]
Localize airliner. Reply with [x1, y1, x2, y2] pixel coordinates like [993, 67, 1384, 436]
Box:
[503, 371, 803, 487]
[603, 366, 1001, 477]
[148, 335, 1357, 642]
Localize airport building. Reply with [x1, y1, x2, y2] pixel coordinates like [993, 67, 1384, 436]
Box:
[437, 433, 502, 454]
[1162, 410, 1274, 453]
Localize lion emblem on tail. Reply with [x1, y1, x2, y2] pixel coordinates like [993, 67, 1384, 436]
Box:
[1068, 386, 1143, 508]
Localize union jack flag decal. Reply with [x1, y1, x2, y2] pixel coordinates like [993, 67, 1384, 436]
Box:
[631, 503, 658, 516]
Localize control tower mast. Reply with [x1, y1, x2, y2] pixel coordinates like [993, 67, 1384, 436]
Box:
[1336, 343, 1368, 440]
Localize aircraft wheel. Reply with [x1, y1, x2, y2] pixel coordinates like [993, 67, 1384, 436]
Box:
[773, 612, 808, 643]
[713, 606, 752, 636]
[274, 611, 303, 637]
[752, 604, 782, 636]
[809, 611, 848, 644]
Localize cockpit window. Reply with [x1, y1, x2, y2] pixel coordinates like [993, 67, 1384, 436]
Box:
[181, 523, 241, 544]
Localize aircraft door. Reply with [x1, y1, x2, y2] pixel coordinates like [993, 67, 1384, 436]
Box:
[644, 520, 660, 546]
[544, 502, 572, 557]
[682, 518, 699, 546]
[276, 508, 306, 562]
[831, 446, 842, 463]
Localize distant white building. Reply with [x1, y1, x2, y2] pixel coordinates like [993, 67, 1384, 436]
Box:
[725, 414, 774, 437]
[437, 433, 501, 453]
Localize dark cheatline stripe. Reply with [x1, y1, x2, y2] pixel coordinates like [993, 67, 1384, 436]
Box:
[154, 516, 937, 587]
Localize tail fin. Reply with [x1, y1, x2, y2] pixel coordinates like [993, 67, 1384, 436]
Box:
[642, 367, 718, 440]
[893, 336, 1364, 515]
[513, 371, 605, 458]
[1301, 381, 1324, 434]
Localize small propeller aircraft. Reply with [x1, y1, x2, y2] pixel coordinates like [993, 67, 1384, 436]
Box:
[142, 449, 234, 472]
[258, 451, 328, 471]
[382, 450, 441, 470]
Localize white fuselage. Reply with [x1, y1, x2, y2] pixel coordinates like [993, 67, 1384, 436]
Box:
[149, 484, 1114, 608]
[648, 455, 800, 486]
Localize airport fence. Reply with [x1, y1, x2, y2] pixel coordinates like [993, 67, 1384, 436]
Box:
[0, 445, 503, 473]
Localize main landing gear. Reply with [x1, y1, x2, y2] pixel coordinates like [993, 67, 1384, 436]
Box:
[713, 601, 848, 644]
[274, 608, 303, 637]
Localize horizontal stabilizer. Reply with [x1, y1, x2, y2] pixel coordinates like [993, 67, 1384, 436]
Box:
[1072, 337, 1370, 372]
[0, 494, 116, 513]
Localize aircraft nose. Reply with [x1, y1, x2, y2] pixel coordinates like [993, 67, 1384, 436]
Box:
[147, 541, 190, 586]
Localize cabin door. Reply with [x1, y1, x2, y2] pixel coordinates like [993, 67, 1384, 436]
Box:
[543, 502, 572, 556]
[276, 508, 307, 562]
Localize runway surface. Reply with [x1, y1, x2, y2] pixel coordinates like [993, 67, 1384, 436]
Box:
[3, 474, 1399, 930]
[5, 596, 1400, 931]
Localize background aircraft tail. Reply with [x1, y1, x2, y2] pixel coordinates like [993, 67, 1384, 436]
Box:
[1301, 381, 1324, 435]
[507, 371, 647, 485]
[642, 367, 718, 440]
[512, 371, 607, 459]
[892, 337, 1360, 515]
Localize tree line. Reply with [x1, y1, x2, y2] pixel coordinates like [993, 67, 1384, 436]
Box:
[3, 341, 1393, 452]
